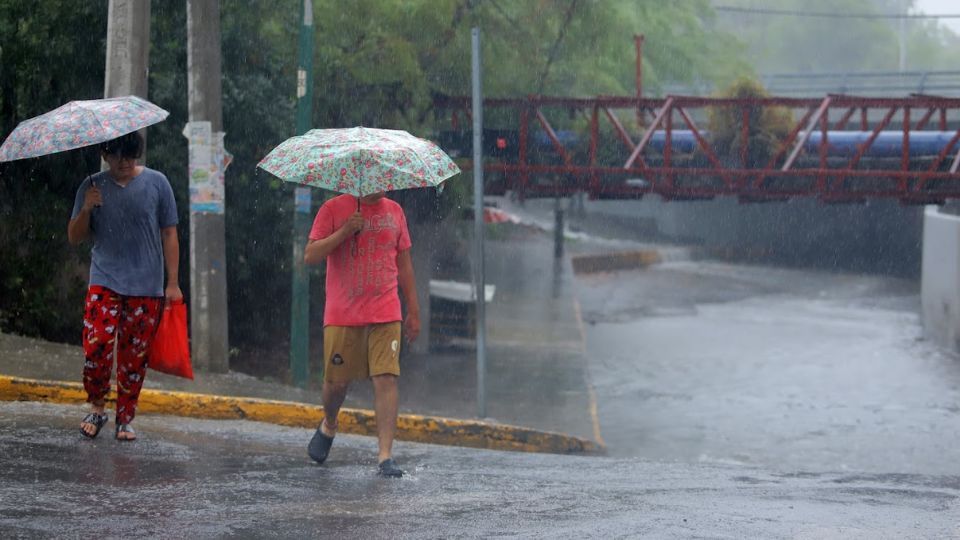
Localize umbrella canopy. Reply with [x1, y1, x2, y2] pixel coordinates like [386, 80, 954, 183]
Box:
[257, 127, 460, 196]
[0, 95, 169, 162]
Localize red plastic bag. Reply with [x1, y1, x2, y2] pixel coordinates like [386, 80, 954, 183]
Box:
[148, 299, 194, 379]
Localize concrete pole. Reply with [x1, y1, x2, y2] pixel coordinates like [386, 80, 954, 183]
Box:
[187, 0, 229, 373]
[105, 0, 149, 98]
[554, 195, 564, 259]
[104, 0, 150, 153]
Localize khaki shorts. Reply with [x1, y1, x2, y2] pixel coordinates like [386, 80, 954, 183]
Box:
[323, 322, 402, 383]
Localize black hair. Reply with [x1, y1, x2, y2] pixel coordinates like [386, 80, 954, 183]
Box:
[100, 131, 144, 159]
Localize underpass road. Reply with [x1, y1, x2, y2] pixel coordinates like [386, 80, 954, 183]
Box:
[577, 260, 960, 476]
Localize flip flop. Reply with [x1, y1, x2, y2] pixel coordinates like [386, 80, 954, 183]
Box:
[80, 412, 108, 439]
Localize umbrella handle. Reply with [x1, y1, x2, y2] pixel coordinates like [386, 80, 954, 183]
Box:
[355, 195, 361, 236]
[350, 196, 360, 257]
[88, 175, 102, 208]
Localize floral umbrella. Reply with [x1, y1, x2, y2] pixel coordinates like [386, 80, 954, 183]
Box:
[257, 127, 461, 200]
[0, 95, 169, 162]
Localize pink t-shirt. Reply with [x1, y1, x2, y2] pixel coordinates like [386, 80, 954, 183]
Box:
[309, 194, 412, 326]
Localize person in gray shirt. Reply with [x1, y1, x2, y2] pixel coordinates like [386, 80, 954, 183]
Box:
[68, 131, 182, 441]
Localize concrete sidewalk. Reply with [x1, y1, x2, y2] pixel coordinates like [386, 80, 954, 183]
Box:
[0, 223, 601, 453]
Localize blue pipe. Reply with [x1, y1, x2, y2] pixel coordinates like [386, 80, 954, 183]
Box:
[533, 130, 958, 158]
[805, 131, 957, 158]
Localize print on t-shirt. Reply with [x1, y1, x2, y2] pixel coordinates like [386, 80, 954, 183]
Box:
[339, 211, 401, 299]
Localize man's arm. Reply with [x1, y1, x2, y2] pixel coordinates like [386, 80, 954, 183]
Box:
[161, 225, 184, 302]
[67, 209, 93, 245]
[304, 211, 363, 265]
[396, 248, 420, 342]
[67, 184, 102, 245]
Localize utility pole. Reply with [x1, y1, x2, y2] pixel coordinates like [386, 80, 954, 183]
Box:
[290, 0, 315, 387]
[186, 0, 229, 373]
[898, 0, 908, 72]
[104, 0, 150, 145]
[634, 34, 644, 127]
[471, 27, 487, 419]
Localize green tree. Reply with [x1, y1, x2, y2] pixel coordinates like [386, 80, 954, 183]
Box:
[0, 0, 108, 340]
[906, 19, 960, 70]
[707, 77, 793, 167]
[711, 0, 960, 75]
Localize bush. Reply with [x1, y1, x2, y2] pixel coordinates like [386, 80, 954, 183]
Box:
[707, 77, 794, 168]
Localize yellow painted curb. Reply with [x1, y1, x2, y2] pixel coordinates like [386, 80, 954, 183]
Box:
[0, 375, 602, 455]
[571, 250, 662, 274]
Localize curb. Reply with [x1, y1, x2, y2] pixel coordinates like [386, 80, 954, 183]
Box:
[571, 250, 662, 274]
[0, 375, 603, 455]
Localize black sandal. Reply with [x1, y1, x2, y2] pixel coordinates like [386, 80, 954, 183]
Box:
[80, 412, 108, 439]
[307, 420, 336, 464]
[115, 423, 136, 441]
[377, 458, 404, 478]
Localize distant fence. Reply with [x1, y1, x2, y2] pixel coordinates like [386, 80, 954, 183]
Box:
[434, 94, 960, 203]
[663, 71, 960, 98]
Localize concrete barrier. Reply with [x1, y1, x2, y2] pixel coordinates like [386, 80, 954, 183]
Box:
[921, 205, 960, 353]
[571, 250, 662, 274]
[0, 375, 602, 455]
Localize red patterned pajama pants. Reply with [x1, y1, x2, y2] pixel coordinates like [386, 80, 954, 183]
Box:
[82, 286, 162, 424]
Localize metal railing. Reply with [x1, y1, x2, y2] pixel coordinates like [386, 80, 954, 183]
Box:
[662, 71, 960, 98]
[435, 93, 960, 204]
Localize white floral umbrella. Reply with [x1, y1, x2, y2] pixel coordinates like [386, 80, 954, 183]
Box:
[0, 95, 169, 162]
[257, 126, 460, 197]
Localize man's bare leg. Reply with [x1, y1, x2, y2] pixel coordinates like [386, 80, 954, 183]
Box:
[371, 374, 399, 462]
[321, 381, 349, 437]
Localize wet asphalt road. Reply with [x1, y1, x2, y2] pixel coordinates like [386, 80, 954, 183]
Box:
[503, 196, 960, 477]
[576, 261, 960, 476]
[1, 401, 958, 539]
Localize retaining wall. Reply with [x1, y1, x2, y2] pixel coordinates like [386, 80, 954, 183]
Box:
[921, 206, 960, 353]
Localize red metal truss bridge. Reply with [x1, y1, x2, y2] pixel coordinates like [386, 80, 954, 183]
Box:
[433, 93, 960, 204]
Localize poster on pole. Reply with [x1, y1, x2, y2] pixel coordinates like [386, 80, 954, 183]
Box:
[183, 121, 231, 214]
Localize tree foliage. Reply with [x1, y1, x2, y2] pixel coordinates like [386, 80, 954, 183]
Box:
[712, 0, 960, 74]
[0, 0, 107, 340]
[708, 77, 794, 167]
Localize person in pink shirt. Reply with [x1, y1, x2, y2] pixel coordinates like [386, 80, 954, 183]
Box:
[304, 191, 420, 478]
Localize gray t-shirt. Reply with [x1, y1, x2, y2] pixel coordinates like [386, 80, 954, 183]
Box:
[71, 167, 178, 297]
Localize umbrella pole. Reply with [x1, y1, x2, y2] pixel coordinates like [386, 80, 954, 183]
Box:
[352, 193, 360, 257]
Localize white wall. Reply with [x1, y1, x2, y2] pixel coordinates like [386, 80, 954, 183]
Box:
[921, 206, 960, 353]
[580, 195, 922, 276]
